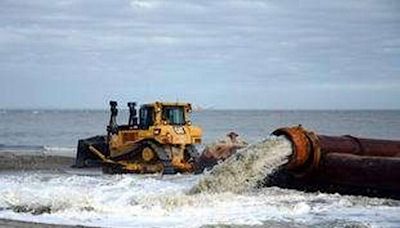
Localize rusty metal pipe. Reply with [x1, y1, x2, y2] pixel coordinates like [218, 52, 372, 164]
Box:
[271, 125, 400, 196]
[272, 126, 321, 175]
[320, 153, 400, 190]
[273, 125, 400, 173]
[319, 135, 400, 157]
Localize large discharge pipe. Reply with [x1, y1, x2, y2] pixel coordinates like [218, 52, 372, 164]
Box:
[270, 125, 400, 198]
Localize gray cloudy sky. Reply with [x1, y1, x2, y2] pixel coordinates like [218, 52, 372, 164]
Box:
[1, 0, 399, 109]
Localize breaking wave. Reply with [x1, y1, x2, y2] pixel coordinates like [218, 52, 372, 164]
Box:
[190, 136, 292, 194]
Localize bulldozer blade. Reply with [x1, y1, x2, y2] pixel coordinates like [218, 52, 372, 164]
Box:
[74, 135, 108, 168]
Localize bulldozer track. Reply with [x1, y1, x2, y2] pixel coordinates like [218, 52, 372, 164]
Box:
[146, 140, 176, 174]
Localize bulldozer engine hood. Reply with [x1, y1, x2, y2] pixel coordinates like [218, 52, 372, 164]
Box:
[152, 125, 202, 145]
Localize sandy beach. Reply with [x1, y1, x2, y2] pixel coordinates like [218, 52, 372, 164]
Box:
[0, 151, 74, 171]
[0, 218, 97, 228]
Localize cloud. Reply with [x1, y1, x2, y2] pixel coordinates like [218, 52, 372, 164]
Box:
[130, 0, 160, 9]
[0, 0, 399, 109]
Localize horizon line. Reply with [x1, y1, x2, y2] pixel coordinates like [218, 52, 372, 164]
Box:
[1, 107, 399, 112]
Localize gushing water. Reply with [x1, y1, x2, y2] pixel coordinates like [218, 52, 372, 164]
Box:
[190, 136, 292, 194]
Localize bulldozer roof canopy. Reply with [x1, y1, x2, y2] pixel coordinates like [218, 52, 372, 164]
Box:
[141, 102, 191, 108]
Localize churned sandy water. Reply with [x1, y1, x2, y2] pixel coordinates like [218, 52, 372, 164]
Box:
[0, 137, 399, 227]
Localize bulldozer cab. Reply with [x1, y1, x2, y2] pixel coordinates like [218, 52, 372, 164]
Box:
[161, 106, 186, 125]
[138, 106, 154, 129]
[138, 103, 190, 129]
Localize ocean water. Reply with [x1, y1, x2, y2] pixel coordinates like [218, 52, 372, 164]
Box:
[0, 109, 399, 151]
[0, 110, 400, 227]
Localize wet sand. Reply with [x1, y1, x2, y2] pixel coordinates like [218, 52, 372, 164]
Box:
[0, 151, 74, 171]
[0, 218, 97, 228]
[0, 219, 294, 228]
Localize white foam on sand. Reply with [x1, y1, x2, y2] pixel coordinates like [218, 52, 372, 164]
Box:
[0, 139, 399, 227]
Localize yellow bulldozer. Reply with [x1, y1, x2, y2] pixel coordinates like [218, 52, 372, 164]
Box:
[74, 101, 202, 174]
